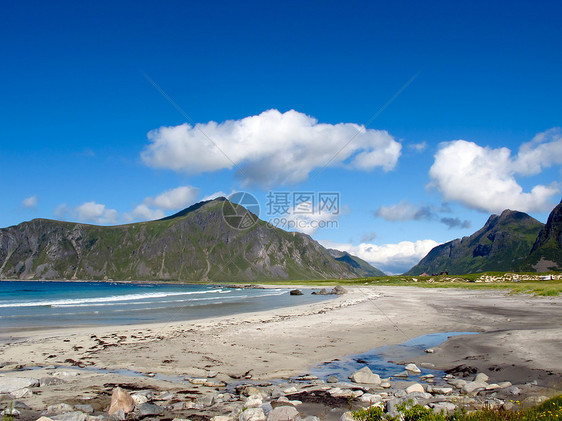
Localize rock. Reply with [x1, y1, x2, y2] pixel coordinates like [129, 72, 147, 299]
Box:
[408, 391, 432, 400]
[431, 386, 453, 395]
[74, 405, 94, 414]
[461, 381, 488, 395]
[404, 364, 421, 374]
[405, 383, 425, 394]
[359, 393, 382, 404]
[240, 407, 266, 421]
[448, 379, 467, 389]
[331, 285, 347, 295]
[245, 396, 263, 409]
[36, 417, 55, 421]
[429, 402, 457, 412]
[47, 403, 75, 414]
[339, 412, 354, 421]
[131, 393, 149, 405]
[326, 376, 338, 383]
[213, 416, 233, 421]
[349, 366, 381, 385]
[498, 381, 512, 388]
[380, 381, 391, 388]
[136, 403, 165, 416]
[474, 373, 489, 383]
[10, 388, 31, 398]
[207, 370, 218, 378]
[283, 387, 298, 395]
[109, 409, 126, 420]
[507, 386, 521, 395]
[52, 371, 79, 378]
[0, 377, 39, 394]
[267, 406, 300, 421]
[50, 412, 87, 421]
[522, 396, 549, 407]
[393, 371, 409, 378]
[108, 387, 135, 415]
[328, 388, 363, 398]
[189, 378, 207, 385]
[199, 393, 217, 407]
[313, 289, 329, 295]
[289, 290, 303, 296]
[159, 392, 175, 401]
[40, 377, 66, 387]
[1, 407, 21, 417]
[424, 348, 435, 353]
[486, 383, 501, 390]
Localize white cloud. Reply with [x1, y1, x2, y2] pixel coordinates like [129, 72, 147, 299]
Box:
[201, 191, 230, 201]
[429, 132, 561, 213]
[409, 141, 427, 152]
[141, 109, 401, 187]
[75, 201, 118, 224]
[145, 185, 199, 210]
[320, 239, 439, 275]
[269, 200, 341, 235]
[22, 195, 38, 209]
[125, 204, 165, 222]
[375, 201, 425, 221]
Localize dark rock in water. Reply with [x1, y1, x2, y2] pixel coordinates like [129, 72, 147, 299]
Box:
[312, 288, 329, 295]
[290, 289, 304, 296]
[331, 285, 347, 295]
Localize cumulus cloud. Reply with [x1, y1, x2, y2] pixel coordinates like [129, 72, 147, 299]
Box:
[123, 185, 200, 223]
[21, 195, 38, 209]
[374, 201, 470, 229]
[269, 200, 342, 235]
[141, 109, 401, 187]
[126, 204, 165, 222]
[145, 186, 199, 210]
[429, 131, 561, 213]
[320, 239, 439, 275]
[75, 201, 118, 224]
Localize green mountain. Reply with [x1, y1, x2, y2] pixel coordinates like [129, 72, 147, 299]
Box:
[405, 209, 544, 275]
[519, 199, 562, 272]
[0, 198, 383, 281]
[327, 249, 386, 277]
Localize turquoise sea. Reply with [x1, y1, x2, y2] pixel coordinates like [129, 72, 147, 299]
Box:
[0, 281, 332, 335]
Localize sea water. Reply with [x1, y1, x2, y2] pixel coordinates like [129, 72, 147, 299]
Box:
[0, 281, 332, 335]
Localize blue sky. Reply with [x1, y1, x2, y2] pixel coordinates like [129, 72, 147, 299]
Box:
[2, 0, 561, 274]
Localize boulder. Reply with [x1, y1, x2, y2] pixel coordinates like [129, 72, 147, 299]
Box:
[474, 373, 489, 383]
[404, 364, 421, 374]
[289, 290, 303, 296]
[1, 407, 21, 417]
[10, 388, 31, 399]
[240, 407, 266, 421]
[47, 403, 75, 414]
[108, 387, 135, 415]
[136, 403, 165, 416]
[50, 412, 87, 421]
[405, 383, 425, 394]
[326, 376, 338, 383]
[267, 406, 300, 421]
[244, 396, 263, 409]
[349, 367, 381, 385]
[339, 412, 354, 421]
[0, 377, 39, 394]
[429, 402, 457, 413]
[393, 371, 409, 378]
[359, 393, 382, 404]
[74, 405, 94, 414]
[461, 381, 488, 395]
[430, 386, 453, 395]
[331, 286, 347, 295]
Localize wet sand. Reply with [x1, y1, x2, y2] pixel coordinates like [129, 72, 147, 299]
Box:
[1, 286, 561, 413]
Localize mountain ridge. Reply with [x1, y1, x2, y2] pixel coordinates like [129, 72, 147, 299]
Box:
[0, 198, 384, 281]
[405, 209, 544, 275]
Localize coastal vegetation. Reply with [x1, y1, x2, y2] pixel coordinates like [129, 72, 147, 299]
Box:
[351, 394, 562, 420]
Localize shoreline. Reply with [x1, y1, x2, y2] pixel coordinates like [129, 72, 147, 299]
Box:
[1, 286, 561, 419]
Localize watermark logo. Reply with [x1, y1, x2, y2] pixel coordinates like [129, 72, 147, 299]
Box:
[222, 192, 260, 230]
[222, 191, 340, 233]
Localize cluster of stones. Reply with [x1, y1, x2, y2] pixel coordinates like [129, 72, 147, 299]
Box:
[0, 364, 550, 421]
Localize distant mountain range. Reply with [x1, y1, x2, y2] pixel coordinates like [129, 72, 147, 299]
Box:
[0, 198, 384, 282]
[406, 200, 562, 275]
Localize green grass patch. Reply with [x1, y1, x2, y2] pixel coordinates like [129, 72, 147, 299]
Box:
[351, 395, 562, 420]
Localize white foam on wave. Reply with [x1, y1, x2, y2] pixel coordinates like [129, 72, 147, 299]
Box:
[0, 289, 224, 308]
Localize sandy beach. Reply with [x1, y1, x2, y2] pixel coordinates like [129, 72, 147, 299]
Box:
[1, 285, 561, 419]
